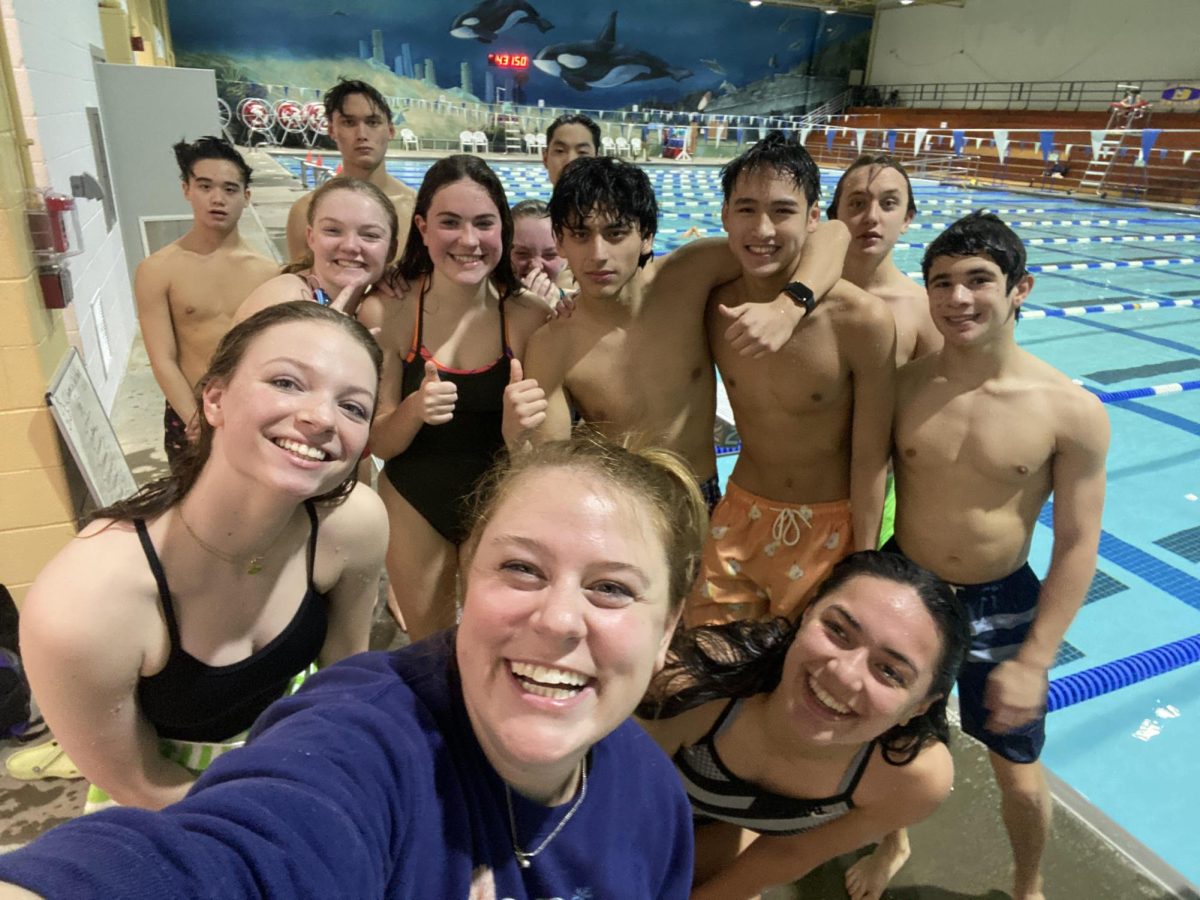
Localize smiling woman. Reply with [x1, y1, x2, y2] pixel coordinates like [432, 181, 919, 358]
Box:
[0, 438, 706, 899]
[235, 176, 399, 322]
[11, 302, 388, 815]
[638, 550, 970, 900]
[370, 154, 551, 640]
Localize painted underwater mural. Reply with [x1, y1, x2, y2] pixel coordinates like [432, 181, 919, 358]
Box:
[171, 0, 870, 112]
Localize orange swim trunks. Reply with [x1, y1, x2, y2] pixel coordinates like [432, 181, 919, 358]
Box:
[684, 480, 854, 627]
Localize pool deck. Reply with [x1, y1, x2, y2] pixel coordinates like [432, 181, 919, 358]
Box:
[0, 148, 1195, 899]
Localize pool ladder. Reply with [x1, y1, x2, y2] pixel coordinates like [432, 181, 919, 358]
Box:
[1079, 102, 1152, 197]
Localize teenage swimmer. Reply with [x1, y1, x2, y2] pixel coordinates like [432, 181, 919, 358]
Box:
[236, 176, 397, 324]
[504, 155, 849, 510]
[14, 303, 387, 811]
[641, 551, 968, 900]
[685, 134, 896, 627]
[828, 154, 942, 366]
[0, 438, 705, 899]
[887, 211, 1109, 900]
[370, 155, 548, 639]
[510, 198, 569, 303]
[285, 79, 416, 263]
[135, 136, 277, 469]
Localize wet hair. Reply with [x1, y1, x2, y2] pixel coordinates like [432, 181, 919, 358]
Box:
[396, 155, 520, 297]
[827, 153, 917, 221]
[460, 435, 708, 613]
[547, 156, 657, 267]
[511, 198, 550, 221]
[91, 302, 383, 524]
[720, 130, 820, 207]
[324, 78, 391, 123]
[921, 210, 1028, 292]
[282, 176, 399, 274]
[639, 550, 970, 766]
[173, 135, 252, 187]
[545, 113, 601, 151]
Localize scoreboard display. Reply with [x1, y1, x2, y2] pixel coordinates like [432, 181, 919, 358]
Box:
[487, 52, 529, 69]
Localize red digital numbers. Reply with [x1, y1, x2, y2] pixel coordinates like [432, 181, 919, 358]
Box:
[487, 53, 528, 69]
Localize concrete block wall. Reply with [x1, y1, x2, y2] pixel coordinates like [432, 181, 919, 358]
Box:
[6, 0, 136, 412]
[0, 23, 74, 605]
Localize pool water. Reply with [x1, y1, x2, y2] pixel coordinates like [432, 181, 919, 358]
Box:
[281, 155, 1200, 885]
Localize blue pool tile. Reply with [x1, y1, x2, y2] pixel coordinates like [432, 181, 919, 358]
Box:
[1084, 570, 1128, 605]
[1154, 525, 1200, 564]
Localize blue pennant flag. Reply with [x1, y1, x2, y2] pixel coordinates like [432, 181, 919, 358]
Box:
[1038, 131, 1056, 161]
[886, 129, 897, 152]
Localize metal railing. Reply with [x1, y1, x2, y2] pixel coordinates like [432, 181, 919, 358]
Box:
[858, 78, 1199, 112]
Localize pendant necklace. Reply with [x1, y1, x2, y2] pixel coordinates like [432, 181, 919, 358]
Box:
[177, 509, 268, 576]
[505, 757, 589, 870]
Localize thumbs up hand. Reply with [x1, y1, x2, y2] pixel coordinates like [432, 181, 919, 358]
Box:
[419, 360, 457, 425]
[502, 358, 547, 447]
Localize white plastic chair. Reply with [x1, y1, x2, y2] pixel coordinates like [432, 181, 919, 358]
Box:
[471, 130, 488, 153]
[524, 133, 539, 154]
[460, 130, 474, 152]
[615, 136, 631, 157]
[399, 128, 419, 151]
[630, 137, 643, 159]
[600, 135, 616, 156]
[534, 133, 547, 152]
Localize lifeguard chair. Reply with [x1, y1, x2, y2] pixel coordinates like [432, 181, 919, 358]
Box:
[1079, 84, 1153, 196]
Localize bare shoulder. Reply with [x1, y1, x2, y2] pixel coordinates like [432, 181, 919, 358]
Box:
[858, 739, 953, 815]
[636, 698, 727, 756]
[236, 273, 308, 323]
[288, 192, 313, 221]
[507, 288, 554, 328]
[650, 237, 733, 290]
[316, 484, 388, 567]
[895, 352, 939, 398]
[21, 520, 158, 648]
[829, 280, 892, 330]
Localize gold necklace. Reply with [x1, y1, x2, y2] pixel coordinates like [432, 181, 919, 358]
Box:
[177, 509, 267, 575]
[505, 758, 588, 870]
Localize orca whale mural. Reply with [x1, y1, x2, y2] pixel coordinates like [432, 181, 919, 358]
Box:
[532, 11, 692, 91]
[450, 0, 553, 43]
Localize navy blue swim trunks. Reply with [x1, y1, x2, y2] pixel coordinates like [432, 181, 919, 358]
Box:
[881, 537, 1046, 764]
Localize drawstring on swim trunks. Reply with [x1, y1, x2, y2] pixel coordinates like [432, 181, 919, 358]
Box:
[771, 507, 813, 548]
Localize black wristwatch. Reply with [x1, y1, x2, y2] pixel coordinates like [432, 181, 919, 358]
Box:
[782, 281, 816, 317]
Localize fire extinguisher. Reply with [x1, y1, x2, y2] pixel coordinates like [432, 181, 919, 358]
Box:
[44, 192, 75, 254]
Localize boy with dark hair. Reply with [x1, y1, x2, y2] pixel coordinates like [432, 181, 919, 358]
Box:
[135, 136, 277, 470]
[884, 211, 1109, 900]
[829, 154, 941, 366]
[504, 154, 850, 510]
[286, 78, 416, 263]
[683, 132, 896, 628]
[542, 113, 601, 185]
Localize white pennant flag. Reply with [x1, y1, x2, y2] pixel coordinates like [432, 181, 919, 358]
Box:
[914, 128, 928, 157]
[974, 136, 984, 147]
[855, 129, 866, 152]
[993, 129, 1010, 164]
[800, 127, 812, 145]
[1064, 144, 1074, 159]
[1185, 150, 1194, 165]
[1090, 130, 1108, 159]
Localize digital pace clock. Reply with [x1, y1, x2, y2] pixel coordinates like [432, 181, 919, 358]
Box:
[486, 53, 529, 69]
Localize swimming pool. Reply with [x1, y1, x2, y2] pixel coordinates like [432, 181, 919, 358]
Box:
[279, 154, 1200, 885]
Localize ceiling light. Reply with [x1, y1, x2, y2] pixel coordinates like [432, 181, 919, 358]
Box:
[748, 0, 762, 6]
[899, 0, 915, 5]
[824, 7, 837, 13]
